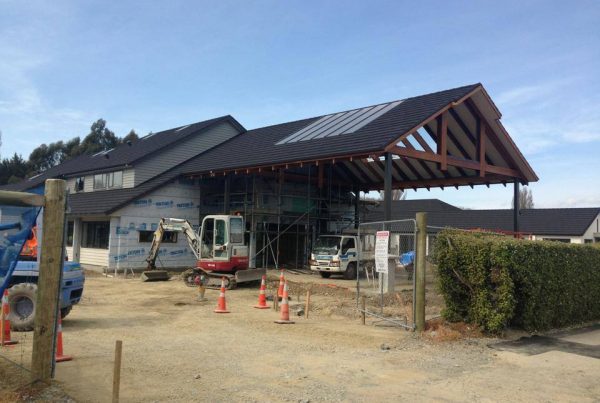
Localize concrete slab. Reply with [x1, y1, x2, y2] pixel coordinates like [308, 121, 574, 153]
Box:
[490, 324, 600, 359]
[559, 329, 600, 346]
[555, 324, 600, 346]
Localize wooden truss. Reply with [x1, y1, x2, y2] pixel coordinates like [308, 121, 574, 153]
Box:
[191, 85, 536, 192]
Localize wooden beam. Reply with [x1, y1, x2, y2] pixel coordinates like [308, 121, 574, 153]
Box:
[388, 146, 522, 178]
[366, 174, 507, 191]
[0, 190, 45, 207]
[354, 160, 380, 182]
[383, 85, 482, 152]
[477, 115, 486, 177]
[448, 107, 493, 165]
[401, 139, 441, 179]
[437, 112, 448, 171]
[376, 159, 409, 182]
[423, 124, 468, 177]
[360, 159, 384, 182]
[339, 161, 367, 183]
[411, 131, 434, 153]
[464, 98, 520, 170]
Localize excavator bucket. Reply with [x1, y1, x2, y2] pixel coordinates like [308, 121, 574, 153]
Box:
[235, 268, 267, 284]
[141, 270, 171, 282]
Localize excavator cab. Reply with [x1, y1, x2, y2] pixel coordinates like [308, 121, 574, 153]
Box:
[198, 215, 245, 267]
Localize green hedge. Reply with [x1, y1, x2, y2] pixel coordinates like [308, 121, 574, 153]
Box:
[433, 230, 600, 332]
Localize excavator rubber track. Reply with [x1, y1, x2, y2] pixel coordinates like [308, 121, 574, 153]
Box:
[181, 267, 266, 290]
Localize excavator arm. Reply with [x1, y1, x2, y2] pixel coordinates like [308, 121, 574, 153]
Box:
[145, 218, 202, 270]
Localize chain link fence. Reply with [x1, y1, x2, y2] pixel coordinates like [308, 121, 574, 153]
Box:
[355, 219, 416, 329]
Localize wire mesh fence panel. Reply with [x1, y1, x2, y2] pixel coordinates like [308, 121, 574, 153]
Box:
[356, 219, 416, 329]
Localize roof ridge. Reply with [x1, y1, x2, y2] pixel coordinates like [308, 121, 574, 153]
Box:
[247, 84, 481, 133]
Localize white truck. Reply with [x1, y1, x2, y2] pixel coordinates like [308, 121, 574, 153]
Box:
[309, 232, 415, 281]
[308, 234, 374, 280]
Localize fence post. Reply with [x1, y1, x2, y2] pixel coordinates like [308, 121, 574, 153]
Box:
[415, 212, 427, 332]
[32, 179, 67, 382]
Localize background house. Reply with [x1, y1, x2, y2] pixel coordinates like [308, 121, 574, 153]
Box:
[366, 200, 600, 244]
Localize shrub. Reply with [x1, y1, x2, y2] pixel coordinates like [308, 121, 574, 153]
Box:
[433, 230, 600, 333]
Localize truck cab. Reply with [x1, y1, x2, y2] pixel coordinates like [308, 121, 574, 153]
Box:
[309, 235, 359, 280]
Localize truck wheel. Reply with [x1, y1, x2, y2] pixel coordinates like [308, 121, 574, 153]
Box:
[319, 272, 331, 278]
[7, 283, 37, 332]
[60, 306, 72, 319]
[344, 263, 357, 280]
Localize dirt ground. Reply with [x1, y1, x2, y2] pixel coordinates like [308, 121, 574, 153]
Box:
[1, 270, 599, 402]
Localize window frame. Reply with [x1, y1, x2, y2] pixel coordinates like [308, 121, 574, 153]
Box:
[138, 230, 178, 243]
[93, 171, 124, 190]
[82, 221, 110, 249]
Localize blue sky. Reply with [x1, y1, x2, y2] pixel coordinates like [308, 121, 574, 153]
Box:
[1, 0, 598, 208]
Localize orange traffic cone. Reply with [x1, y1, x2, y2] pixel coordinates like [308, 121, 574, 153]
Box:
[1, 289, 18, 346]
[254, 275, 270, 309]
[214, 277, 230, 313]
[275, 281, 294, 324]
[277, 270, 285, 299]
[55, 316, 72, 362]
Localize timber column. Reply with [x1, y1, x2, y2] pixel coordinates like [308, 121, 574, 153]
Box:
[32, 179, 67, 382]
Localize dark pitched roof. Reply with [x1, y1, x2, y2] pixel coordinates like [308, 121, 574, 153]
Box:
[67, 84, 489, 215]
[365, 202, 600, 236]
[180, 84, 481, 175]
[2, 116, 244, 192]
[366, 199, 460, 216]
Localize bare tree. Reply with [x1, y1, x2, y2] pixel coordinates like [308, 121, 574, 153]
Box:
[379, 189, 406, 201]
[513, 186, 534, 209]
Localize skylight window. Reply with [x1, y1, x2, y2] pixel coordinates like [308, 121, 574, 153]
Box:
[276, 99, 403, 145]
[175, 124, 191, 132]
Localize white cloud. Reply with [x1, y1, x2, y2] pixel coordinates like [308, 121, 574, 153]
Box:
[497, 81, 600, 155]
[0, 4, 95, 158]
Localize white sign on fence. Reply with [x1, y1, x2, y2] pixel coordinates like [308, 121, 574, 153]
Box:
[375, 230, 389, 273]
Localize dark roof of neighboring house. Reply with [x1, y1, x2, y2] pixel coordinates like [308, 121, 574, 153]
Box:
[366, 199, 460, 216]
[180, 84, 481, 175]
[365, 202, 600, 236]
[2, 115, 244, 192]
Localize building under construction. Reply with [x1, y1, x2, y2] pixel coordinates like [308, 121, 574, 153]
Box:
[1, 83, 538, 271]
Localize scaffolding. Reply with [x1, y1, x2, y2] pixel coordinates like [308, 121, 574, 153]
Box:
[194, 166, 359, 269]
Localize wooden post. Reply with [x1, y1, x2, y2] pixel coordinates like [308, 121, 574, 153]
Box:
[304, 290, 311, 319]
[112, 340, 123, 403]
[415, 212, 427, 332]
[437, 113, 448, 171]
[361, 296, 366, 325]
[31, 179, 66, 383]
[273, 295, 278, 311]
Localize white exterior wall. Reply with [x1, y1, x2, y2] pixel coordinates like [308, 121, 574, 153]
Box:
[582, 213, 600, 242]
[122, 169, 135, 188]
[530, 235, 582, 243]
[107, 179, 200, 270]
[66, 245, 110, 267]
[80, 247, 109, 266]
[66, 168, 135, 194]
